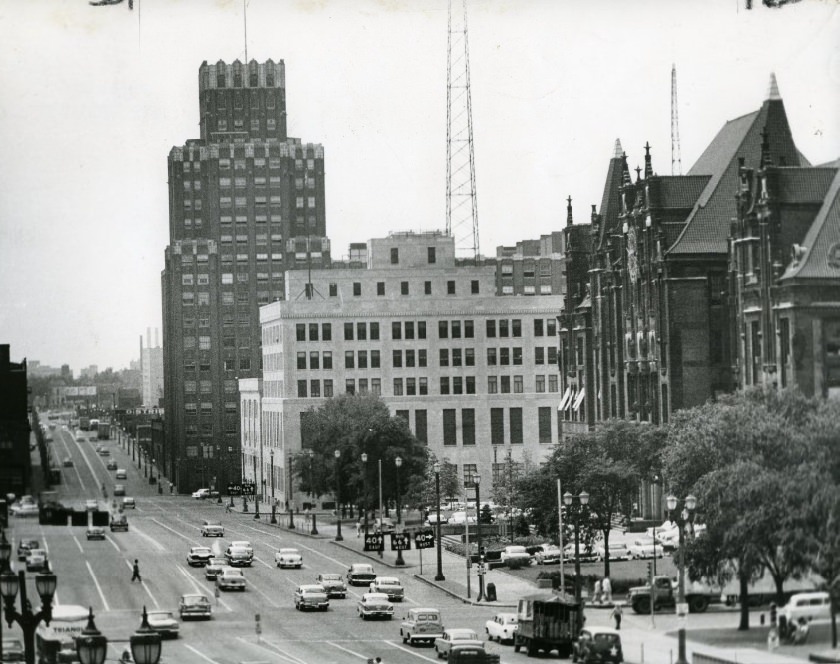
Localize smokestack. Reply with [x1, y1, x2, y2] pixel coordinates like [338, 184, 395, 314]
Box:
[155, 328, 159, 348]
[147, 327, 151, 349]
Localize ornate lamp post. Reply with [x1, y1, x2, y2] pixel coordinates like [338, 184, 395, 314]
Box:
[563, 490, 590, 615]
[287, 453, 295, 529]
[394, 456, 404, 566]
[1, 566, 58, 664]
[130, 607, 163, 664]
[361, 453, 369, 538]
[434, 462, 445, 581]
[75, 608, 107, 664]
[666, 493, 697, 664]
[252, 455, 260, 520]
[270, 449, 277, 524]
[475, 473, 484, 601]
[334, 450, 343, 541]
[307, 449, 315, 508]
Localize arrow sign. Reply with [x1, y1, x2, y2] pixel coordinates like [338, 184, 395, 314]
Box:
[414, 529, 436, 550]
[227, 483, 242, 496]
[390, 533, 411, 551]
[364, 533, 384, 552]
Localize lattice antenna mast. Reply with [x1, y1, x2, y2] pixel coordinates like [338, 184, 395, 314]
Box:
[446, 0, 480, 262]
[671, 63, 682, 175]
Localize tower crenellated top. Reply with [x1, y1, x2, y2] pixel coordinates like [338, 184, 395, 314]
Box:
[199, 59, 285, 91]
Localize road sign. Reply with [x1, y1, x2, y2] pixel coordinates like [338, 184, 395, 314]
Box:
[238, 481, 256, 496]
[227, 483, 242, 496]
[414, 529, 435, 550]
[255, 613, 261, 635]
[364, 533, 384, 552]
[390, 532, 411, 551]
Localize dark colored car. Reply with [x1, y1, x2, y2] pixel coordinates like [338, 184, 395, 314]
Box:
[2, 637, 24, 661]
[346, 563, 377, 586]
[16, 539, 39, 561]
[573, 627, 623, 663]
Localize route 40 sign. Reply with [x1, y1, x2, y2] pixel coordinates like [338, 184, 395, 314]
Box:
[413, 529, 435, 550]
[364, 533, 384, 552]
[390, 533, 411, 551]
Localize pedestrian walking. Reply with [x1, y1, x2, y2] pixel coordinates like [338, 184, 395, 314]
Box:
[593, 578, 602, 605]
[610, 602, 623, 630]
[130, 559, 142, 583]
[225, 502, 232, 513]
[602, 576, 612, 604]
[356, 519, 362, 537]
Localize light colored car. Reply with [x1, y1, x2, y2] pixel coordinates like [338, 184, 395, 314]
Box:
[564, 542, 600, 563]
[294, 584, 329, 611]
[369, 576, 405, 601]
[275, 548, 303, 568]
[229, 540, 254, 556]
[594, 542, 631, 562]
[192, 488, 211, 499]
[448, 511, 477, 525]
[780, 591, 831, 624]
[109, 514, 129, 532]
[535, 544, 564, 565]
[485, 612, 519, 643]
[97, 447, 110, 457]
[426, 513, 449, 526]
[122, 497, 136, 509]
[500, 545, 532, 568]
[113, 484, 125, 497]
[627, 538, 664, 560]
[347, 563, 377, 586]
[357, 592, 394, 620]
[204, 557, 228, 580]
[25, 549, 48, 572]
[315, 573, 347, 598]
[86, 526, 106, 541]
[17, 539, 39, 561]
[115, 469, 127, 480]
[200, 520, 224, 537]
[373, 517, 395, 533]
[434, 628, 483, 660]
[401, 607, 444, 646]
[216, 568, 246, 591]
[85, 499, 99, 512]
[186, 546, 214, 566]
[573, 626, 623, 663]
[146, 610, 179, 638]
[12, 503, 39, 518]
[179, 593, 212, 620]
[225, 546, 252, 567]
[2, 637, 24, 662]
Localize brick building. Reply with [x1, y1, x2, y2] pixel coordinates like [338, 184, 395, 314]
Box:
[161, 59, 329, 493]
[0, 344, 30, 498]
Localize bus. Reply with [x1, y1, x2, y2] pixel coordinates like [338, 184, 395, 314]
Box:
[36, 604, 89, 663]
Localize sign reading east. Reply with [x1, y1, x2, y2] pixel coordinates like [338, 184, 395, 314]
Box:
[364, 533, 384, 552]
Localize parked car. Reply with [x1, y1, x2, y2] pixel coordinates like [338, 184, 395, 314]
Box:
[204, 557, 228, 580]
[186, 546, 214, 567]
[178, 594, 212, 620]
[225, 546, 253, 567]
[315, 573, 347, 599]
[369, 576, 404, 601]
[426, 513, 449, 526]
[564, 542, 600, 563]
[275, 548, 303, 568]
[192, 488, 211, 499]
[357, 592, 394, 620]
[594, 542, 631, 562]
[500, 545, 532, 568]
[200, 520, 224, 537]
[401, 607, 444, 646]
[448, 511, 477, 525]
[12, 503, 39, 518]
[2, 637, 24, 662]
[215, 568, 246, 591]
[122, 497, 136, 509]
[17, 539, 39, 561]
[146, 610, 179, 638]
[627, 538, 664, 560]
[572, 626, 623, 663]
[373, 517, 395, 533]
[434, 628, 483, 659]
[115, 469, 127, 480]
[294, 584, 329, 611]
[780, 591, 831, 624]
[86, 526, 106, 541]
[113, 485, 125, 497]
[485, 612, 519, 643]
[347, 563, 377, 586]
[109, 514, 129, 532]
[534, 544, 564, 565]
[25, 549, 48, 572]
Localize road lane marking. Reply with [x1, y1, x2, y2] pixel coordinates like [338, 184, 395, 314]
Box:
[150, 517, 200, 546]
[184, 644, 222, 664]
[130, 523, 167, 551]
[105, 534, 121, 553]
[236, 637, 308, 664]
[86, 561, 111, 611]
[71, 535, 84, 553]
[384, 641, 439, 661]
[56, 430, 88, 491]
[327, 642, 376, 661]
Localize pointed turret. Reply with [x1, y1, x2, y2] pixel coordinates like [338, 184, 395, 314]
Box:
[760, 126, 772, 168]
[566, 196, 573, 227]
[766, 72, 781, 101]
[622, 153, 632, 186]
[644, 142, 653, 179]
[613, 139, 623, 159]
[635, 166, 642, 183]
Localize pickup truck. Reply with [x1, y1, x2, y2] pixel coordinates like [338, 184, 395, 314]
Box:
[629, 575, 721, 614]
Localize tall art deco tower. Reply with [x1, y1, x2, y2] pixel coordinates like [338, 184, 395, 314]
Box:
[161, 60, 329, 492]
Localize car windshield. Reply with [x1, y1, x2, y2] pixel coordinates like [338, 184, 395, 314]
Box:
[229, 547, 248, 554]
[193, 548, 211, 554]
[280, 549, 299, 554]
[450, 629, 478, 640]
[321, 574, 341, 580]
[149, 612, 174, 620]
[352, 565, 374, 573]
[378, 577, 400, 585]
[366, 594, 389, 602]
[29, 549, 45, 556]
[182, 595, 209, 605]
[224, 570, 243, 577]
[594, 633, 620, 644]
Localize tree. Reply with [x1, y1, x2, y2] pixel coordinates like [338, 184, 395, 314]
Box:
[404, 454, 459, 515]
[296, 393, 428, 513]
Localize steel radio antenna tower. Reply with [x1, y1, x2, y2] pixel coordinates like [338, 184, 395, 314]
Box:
[446, 0, 480, 262]
[671, 63, 682, 175]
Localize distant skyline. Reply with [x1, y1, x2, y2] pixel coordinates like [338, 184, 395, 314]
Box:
[1, 0, 838, 373]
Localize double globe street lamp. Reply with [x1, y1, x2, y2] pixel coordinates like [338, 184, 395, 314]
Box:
[73, 605, 162, 664]
[666, 493, 697, 664]
[434, 462, 445, 581]
[563, 490, 590, 613]
[394, 456, 404, 566]
[334, 449, 343, 541]
[0, 564, 57, 664]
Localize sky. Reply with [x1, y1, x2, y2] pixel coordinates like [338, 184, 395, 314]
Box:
[0, 0, 838, 374]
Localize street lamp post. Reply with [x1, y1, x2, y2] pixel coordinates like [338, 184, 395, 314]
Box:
[129, 607, 163, 664]
[0, 567, 57, 664]
[475, 473, 484, 601]
[667, 493, 697, 664]
[434, 462, 445, 581]
[563, 490, 590, 619]
[75, 607, 107, 664]
[334, 450, 343, 541]
[361, 453, 369, 539]
[395, 457, 404, 566]
[270, 449, 277, 524]
[287, 453, 295, 529]
[307, 449, 314, 509]
[252, 455, 260, 520]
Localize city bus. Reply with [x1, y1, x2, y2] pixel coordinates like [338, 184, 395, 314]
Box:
[36, 604, 88, 663]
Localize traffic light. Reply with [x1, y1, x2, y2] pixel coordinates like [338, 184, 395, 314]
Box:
[478, 545, 486, 560]
[770, 602, 777, 625]
[647, 562, 653, 580]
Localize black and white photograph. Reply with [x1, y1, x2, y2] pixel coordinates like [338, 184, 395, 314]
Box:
[1, 1, 839, 663]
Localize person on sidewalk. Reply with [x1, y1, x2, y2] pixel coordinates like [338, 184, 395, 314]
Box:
[356, 519, 362, 537]
[610, 602, 623, 630]
[130, 559, 141, 583]
[602, 576, 612, 604]
[593, 578, 602, 605]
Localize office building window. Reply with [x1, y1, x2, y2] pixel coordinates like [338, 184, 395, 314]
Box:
[488, 376, 498, 394]
[536, 375, 546, 392]
[443, 409, 457, 446]
[377, 282, 385, 296]
[465, 320, 474, 338]
[391, 248, 399, 264]
[439, 349, 448, 367]
[406, 378, 416, 396]
[501, 376, 511, 393]
[462, 409, 475, 446]
[418, 322, 427, 339]
[297, 352, 306, 370]
[548, 347, 558, 364]
[419, 349, 427, 367]
[329, 283, 338, 297]
[371, 350, 380, 368]
[513, 347, 523, 365]
[371, 378, 381, 396]
[309, 351, 320, 370]
[438, 321, 448, 339]
[345, 379, 355, 395]
[500, 348, 510, 365]
[487, 320, 496, 338]
[538, 407, 552, 444]
[353, 282, 361, 296]
[393, 379, 403, 396]
[512, 319, 522, 337]
[535, 347, 545, 365]
[428, 247, 436, 264]
[357, 322, 367, 341]
[297, 380, 307, 398]
[447, 281, 456, 295]
[416, 410, 428, 443]
[466, 376, 476, 394]
[424, 281, 432, 295]
[465, 348, 475, 366]
[500, 320, 509, 337]
[371, 322, 380, 340]
[311, 380, 321, 398]
[345, 351, 355, 369]
[440, 377, 450, 395]
[401, 281, 409, 296]
[405, 322, 415, 340]
[419, 377, 428, 395]
[344, 323, 354, 341]
[452, 321, 461, 338]
[514, 375, 523, 393]
[491, 408, 504, 445]
[547, 319, 557, 336]
[309, 323, 319, 341]
[452, 348, 462, 367]
[322, 323, 332, 341]
[358, 350, 368, 369]
[453, 377, 463, 394]
[393, 350, 403, 368]
[392, 322, 402, 340]
[323, 352, 333, 370]
[549, 375, 559, 392]
[405, 349, 415, 367]
[324, 380, 333, 398]
[471, 280, 479, 294]
[510, 408, 523, 444]
[534, 319, 544, 336]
